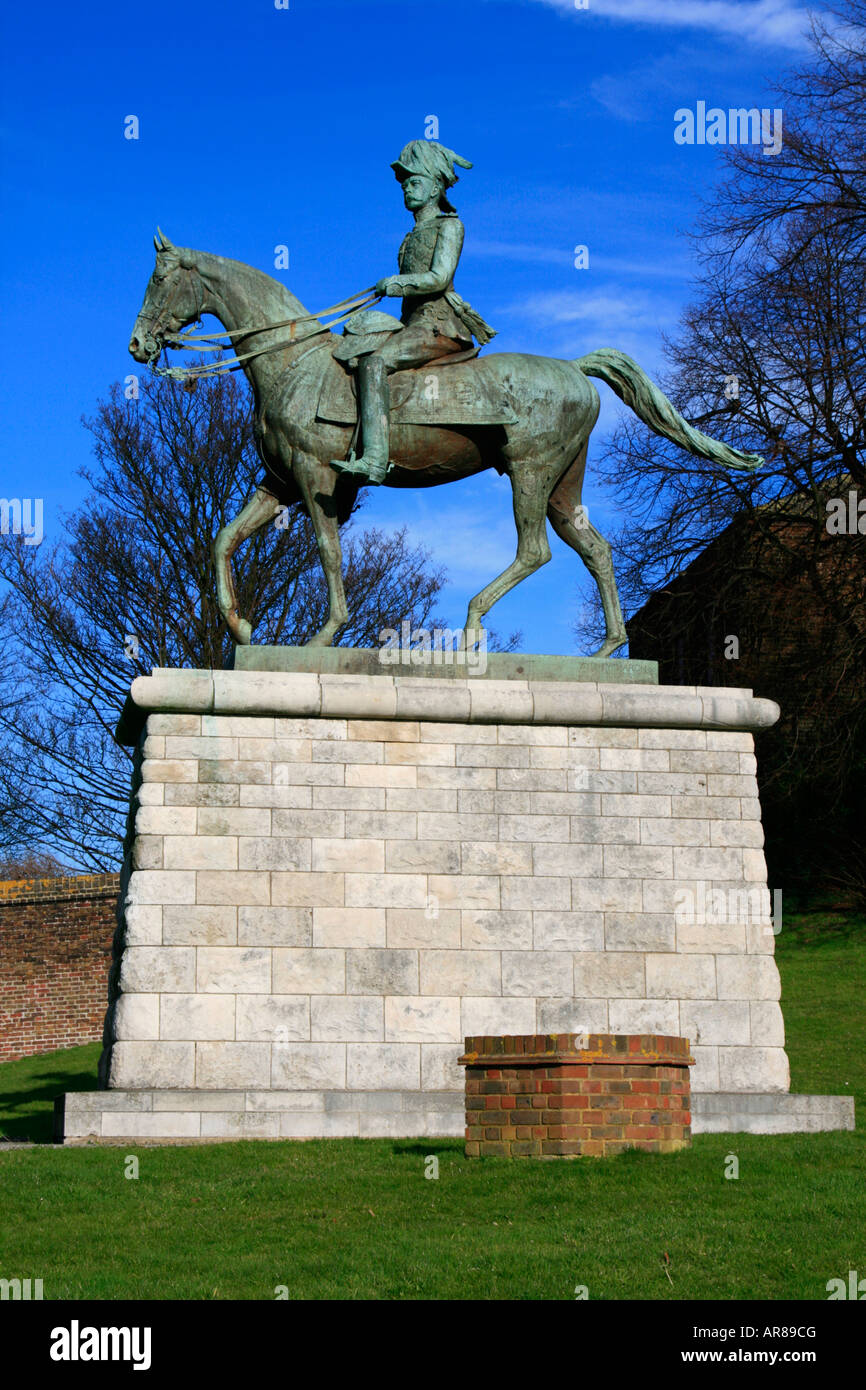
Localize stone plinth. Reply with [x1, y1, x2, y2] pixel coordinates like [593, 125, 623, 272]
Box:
[54, 661, 854, 1141]
[459, 1033, 693, 1157]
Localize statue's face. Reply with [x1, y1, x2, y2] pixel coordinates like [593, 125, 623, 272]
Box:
[401, 174, 440, 211]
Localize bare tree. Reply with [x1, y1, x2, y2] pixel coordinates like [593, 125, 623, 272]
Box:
[590, 0, 866, 900]
[0, 369, 457, 869]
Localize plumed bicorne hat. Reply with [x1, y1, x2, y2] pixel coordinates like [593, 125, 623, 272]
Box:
[391, 140, 473, 213]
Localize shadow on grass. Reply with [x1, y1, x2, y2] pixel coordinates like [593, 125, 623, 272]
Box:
[0, 1052, 100, 1144]
[391, 1141, 463, 1158]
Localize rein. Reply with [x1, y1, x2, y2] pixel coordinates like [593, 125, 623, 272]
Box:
[153, 282, 381, 381]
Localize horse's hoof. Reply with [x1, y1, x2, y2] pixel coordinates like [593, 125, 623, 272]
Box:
[587, 634, 627, 658]
[228, 613, 252, 645]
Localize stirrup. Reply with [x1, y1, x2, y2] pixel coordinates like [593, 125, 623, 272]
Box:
[331, 451, 393, 484]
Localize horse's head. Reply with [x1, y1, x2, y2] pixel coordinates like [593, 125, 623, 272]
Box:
[129, 230, 205, 363]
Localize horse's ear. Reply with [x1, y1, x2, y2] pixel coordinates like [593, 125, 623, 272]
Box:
[154, 227, 174, 251]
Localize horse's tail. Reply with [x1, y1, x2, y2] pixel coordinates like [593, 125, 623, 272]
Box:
[574, 348, 763, 472]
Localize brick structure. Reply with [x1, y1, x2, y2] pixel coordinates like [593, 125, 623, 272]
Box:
[460, 1033, 693, 1157]
[0, 875, 119, 1061]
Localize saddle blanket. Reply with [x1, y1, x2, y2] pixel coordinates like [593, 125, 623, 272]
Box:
[315, 353, 517, 428]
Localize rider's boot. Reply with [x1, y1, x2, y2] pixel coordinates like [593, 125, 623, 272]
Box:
[331, 356, 393, 485]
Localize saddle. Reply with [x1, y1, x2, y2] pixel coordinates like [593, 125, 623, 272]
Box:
[315, 310, 517, 428]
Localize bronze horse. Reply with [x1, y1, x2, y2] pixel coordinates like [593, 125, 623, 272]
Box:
[129, 233, 761, 654]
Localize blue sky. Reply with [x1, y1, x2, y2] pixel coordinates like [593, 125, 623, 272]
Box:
[0, 0, 816, 653]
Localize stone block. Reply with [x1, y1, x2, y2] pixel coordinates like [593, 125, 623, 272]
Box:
[502, 876, 569, 910]
[417, 811, 498, 840]
[132, 837, 163, 870]
[387, 839, 461, 873]
[427, 874, 500, 909]
[196, 871, 270, 906]
[240, 784, 313, 808]
[571, 878, 643, 913]
[718, 1046, 789, 1092]
[345, 873, 426, 909]
[385, 996, 461, 1043]
[195, 1042, 271, 1088]
[604, 912, 674, 952]
[236, 995, 310, 1042]
[119, 946, 195, 994]
[645, 954, 716, 1000]
[346, 948, 418, 994]
[272, 809, 344, 839]
[127, 870, 195, 905]
[311, 838, 384, 873]
[238, 837, 312, 871]
[572, 951, 645, 998]
[124, 904, 163, 946]
[639, 817, 709, 846]
[607, 999, 679, 1034]
[533, 844, 603, 877]
[346, 1043, 420, 1090]
[345, 810, 418, 839]
[536, 998, 609, 1033]
[272, 871, 344, 907]
[461, 909, 533, 950]
[167, 784, 241, 807]
[501, 950, 574, 997]
[420, 949, 501, 996]
[163, 905, 237, 946]
[114, 994, 160, 1041]
[102, 1112, 201, 1139]
[238, 906, 312, 947]
[460, 996, 537, 1036]
[160, 994, 236, 1040]
[164, 835, 238, 870]
[386, 908, 460, 949]
[532, 912, 604, 952]
[679, 1000, 751, 1046]
[109, 1042, 195, 1089]
[315, 785, 385, 810]
[421, 1043, 465, 1090]
[750, 1001, 785, 1046]
[271, 1043, 346, 1089]
[136, 806, 197, 836]
[272, 947, 345, 993]
[312, 907, 386, 948]
[311, 996, 384, 1041]
[716, 956, 781, 1001]
[197, 807, 271, 836]
[197, 947, 271, 994]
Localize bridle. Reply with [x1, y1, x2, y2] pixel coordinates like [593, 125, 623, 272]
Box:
[138, 264, 206, 365]
[140, 258, 380, 382]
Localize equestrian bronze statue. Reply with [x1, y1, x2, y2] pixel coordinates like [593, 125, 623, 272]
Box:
[128, 139, 762, 656]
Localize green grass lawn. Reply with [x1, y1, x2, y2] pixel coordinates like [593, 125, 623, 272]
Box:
[0, 915, 863, 1300]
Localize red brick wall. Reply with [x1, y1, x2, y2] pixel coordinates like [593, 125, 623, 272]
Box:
[0, 875, 119, 1062]
[460, 1034, 693, 1157]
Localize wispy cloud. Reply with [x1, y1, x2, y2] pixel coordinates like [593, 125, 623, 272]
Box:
[532, 0, 812, 50]
[468, 239, 695, 280]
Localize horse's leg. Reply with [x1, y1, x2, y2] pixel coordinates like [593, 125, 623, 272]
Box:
[213, 486, 283, 645]
[463, 461, 553, 641]
[547, 447, 628, 658]
[292, 453, 349, 646]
